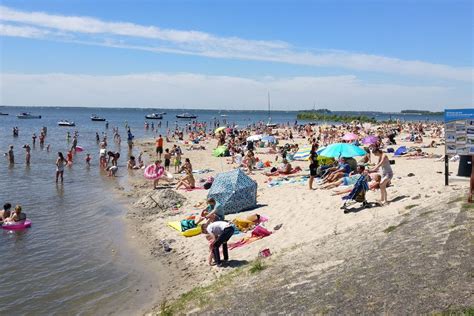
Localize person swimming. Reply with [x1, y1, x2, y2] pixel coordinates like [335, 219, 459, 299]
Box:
[0, 203, 12, 224]
[3, 205, 26, 223]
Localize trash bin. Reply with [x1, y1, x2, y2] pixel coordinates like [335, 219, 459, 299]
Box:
[457, 155, 472, 177]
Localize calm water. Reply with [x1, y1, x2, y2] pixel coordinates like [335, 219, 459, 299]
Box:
[0, 106, 442, 315]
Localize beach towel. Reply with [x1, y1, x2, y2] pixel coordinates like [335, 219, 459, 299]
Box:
[293, 147, 312, 161]
[182, 186, 205, 192]
[229, 225, 272, 250]
[192, 168, 214, 174]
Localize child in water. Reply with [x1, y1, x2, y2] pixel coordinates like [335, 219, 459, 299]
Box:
[85, 153, 91, 166]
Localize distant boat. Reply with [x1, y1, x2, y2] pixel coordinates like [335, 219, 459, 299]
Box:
[176, 113, 197, 119]
[220, 114, 228, 117]
[145, 113, 163, 119]
[0, 112, 8, 116]
[58, 120, 75, 127]
[17, 112, 42, 119]
[91, 114, 106, 121]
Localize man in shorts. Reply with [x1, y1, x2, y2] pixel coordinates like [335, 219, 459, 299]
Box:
[156, 135, 164, 159]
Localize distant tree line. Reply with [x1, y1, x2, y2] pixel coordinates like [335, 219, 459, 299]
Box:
[297, 111, 377, 123]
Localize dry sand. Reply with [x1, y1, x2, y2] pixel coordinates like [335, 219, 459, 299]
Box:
[118, 130, 465, 313]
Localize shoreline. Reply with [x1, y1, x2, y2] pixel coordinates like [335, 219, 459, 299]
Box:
[116, 125, 467, 314]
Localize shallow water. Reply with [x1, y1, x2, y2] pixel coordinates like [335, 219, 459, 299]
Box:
[0, 106, 441, 314]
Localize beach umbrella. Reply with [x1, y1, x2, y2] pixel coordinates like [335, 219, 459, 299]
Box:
[318, 143, 366, 158]
[362, 135, 378, 145]
[246, 134, 262, 142]
[208, 169, 257, 215]
[215, 126, 225, 133]
[342, 133, 358, 141]
[261, 135, 277, 143]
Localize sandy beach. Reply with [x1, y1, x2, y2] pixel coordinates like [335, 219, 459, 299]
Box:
[117, 125, 468, 314]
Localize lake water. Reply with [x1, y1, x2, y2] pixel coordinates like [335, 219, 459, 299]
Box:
[0, 106, 442, 315]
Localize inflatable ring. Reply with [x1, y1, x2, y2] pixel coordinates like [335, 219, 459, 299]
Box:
[2, 219, 32, 230]
[144, 164, 165, 180]
[75, 146, 84, 152]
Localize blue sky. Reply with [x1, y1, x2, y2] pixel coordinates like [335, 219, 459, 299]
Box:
[0, 0, 472, 110]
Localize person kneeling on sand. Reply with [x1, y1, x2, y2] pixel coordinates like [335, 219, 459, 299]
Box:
[202, 221, 235, 267]
[196, 198, 224, 225]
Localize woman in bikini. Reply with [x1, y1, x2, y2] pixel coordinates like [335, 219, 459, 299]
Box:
[175, 158, 195, 189]
[369, 149, 393, 205]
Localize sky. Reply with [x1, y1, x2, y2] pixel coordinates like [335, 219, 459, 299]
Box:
[0, 0, 472, 111]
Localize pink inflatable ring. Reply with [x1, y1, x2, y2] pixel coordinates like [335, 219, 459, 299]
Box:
[2, 219, 32, 230]
[144, 164, 165, 180]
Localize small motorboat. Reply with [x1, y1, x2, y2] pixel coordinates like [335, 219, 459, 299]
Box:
[145, 113, 163, 119]
[17, 112, 42, 119]
[58, 120, 76, 127]
[0, 112, 8, 116]
[176, 113, 197, 119]
[91, 114, 106, 121]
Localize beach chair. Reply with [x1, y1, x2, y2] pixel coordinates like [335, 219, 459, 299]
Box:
[341, 175, 369, 210]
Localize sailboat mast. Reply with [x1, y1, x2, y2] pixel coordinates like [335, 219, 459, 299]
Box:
[267, 92, 271, 121]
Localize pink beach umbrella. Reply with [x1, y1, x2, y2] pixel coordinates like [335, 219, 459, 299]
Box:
[362, 135, 378, 145]
[342, 133, 358, 141]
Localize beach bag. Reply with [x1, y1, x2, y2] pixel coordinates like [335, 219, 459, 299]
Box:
[387, 147, 394, 153]
[203, 176, 214, 190]
[180, 219, 197, 232]
[251, 225, 272, 238]
[355, 190, 366, 203]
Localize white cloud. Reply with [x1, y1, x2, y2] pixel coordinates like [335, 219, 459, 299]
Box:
[1, 72, 471, 111]
[0, 23, 50, 38]
[0, 5, 472, 81]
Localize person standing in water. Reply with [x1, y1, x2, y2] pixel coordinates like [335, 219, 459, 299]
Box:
[56, 152, 66, 183]
[7, 145, 14, 164]
[24, 144, 31, 165]
[71, 135, 78, 152]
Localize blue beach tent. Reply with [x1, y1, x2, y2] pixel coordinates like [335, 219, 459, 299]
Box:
[207, 169, 257, 215]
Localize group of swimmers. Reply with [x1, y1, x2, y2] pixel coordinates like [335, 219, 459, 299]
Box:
[0, 203, 26, 225]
